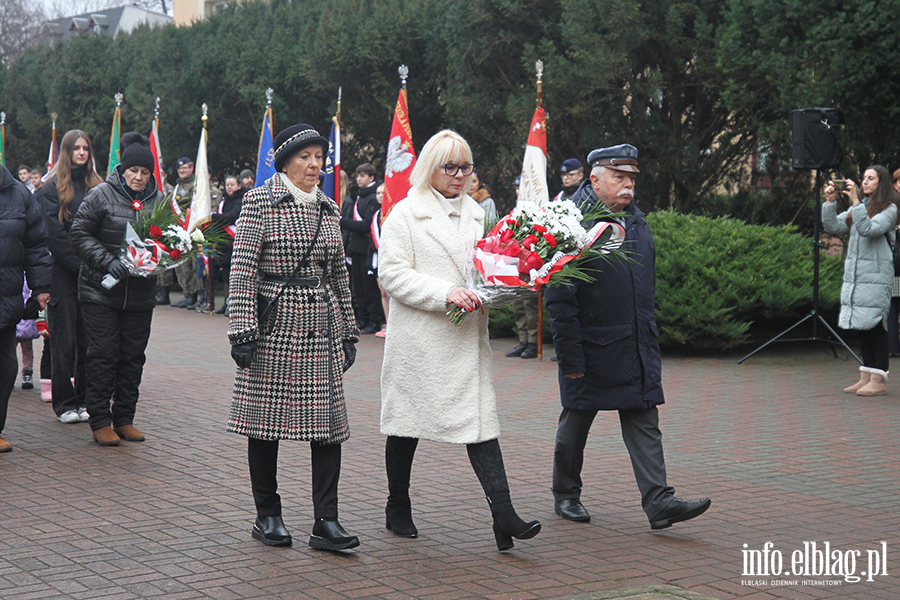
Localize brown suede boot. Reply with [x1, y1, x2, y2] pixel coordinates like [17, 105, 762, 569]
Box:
[857, 369, 887, 397]
[844, 366, 871, 393]
[114, 424, 145, 442]
[0, 437, 12, 453]
[93, 426, 122, 446]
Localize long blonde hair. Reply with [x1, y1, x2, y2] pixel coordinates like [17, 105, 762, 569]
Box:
[53, 130, 103, 222]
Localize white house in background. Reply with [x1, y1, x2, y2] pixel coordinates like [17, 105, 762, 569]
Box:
[45, 5, 172, 41]
[172, 0, 230, 25]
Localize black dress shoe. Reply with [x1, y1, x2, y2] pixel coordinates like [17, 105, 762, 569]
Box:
[554, 498, 591, 522]
[520, 343, 538, 359]
[649, 497, 711, 530]
[252, 515, 292, 546]
[359, 323, 379, 335]
[309, 518, 360, 551]
[505, 342, 528, 357]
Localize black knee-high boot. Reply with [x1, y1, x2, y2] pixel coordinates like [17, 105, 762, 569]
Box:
[467, 439, 541, 550]
[384, 436, 419, 537]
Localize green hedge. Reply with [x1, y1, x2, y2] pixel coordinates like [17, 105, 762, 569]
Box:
[650, 210, 843, 349]
[490, 210, 845, 350]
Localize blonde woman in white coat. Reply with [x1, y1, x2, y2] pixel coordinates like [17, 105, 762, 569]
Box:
[378, 130, 540, 551]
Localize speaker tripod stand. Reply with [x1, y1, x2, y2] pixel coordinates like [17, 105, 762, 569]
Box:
[738, 170, 861, 364]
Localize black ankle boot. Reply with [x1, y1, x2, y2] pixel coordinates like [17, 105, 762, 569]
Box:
[308, 518, 360, 551]
[487, 492, 541, 551]
[252, 515, 292, 546]
[385, 492, 417, 538]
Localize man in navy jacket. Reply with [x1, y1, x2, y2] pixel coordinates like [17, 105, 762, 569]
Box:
[544, 144, 710, 530]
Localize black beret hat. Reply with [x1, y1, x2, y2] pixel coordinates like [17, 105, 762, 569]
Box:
[273, 124, 329, 172]
[176, 156, 193, 168]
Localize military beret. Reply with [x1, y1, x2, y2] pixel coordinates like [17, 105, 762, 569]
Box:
[587, 144, 640, 173]
[176, 157, 193, 168]
[560, 158, 583, 174]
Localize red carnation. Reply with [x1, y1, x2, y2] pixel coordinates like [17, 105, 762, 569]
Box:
[149, 225, 163, 239]
[522, 234, 539, 249]
[543, 232, 558, 248]
[532, 224, 547, 233]
[170, 249, 182, 259]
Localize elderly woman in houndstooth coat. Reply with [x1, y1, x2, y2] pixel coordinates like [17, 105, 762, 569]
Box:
[227, 124, 360, 551]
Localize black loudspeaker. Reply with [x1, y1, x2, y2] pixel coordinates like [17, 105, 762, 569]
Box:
[791, 108, 843, 170]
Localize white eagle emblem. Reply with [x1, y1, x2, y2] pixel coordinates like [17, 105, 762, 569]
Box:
[385, 135, 414, 178]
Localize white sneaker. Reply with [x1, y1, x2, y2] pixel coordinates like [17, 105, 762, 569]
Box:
[77, 407, 89, 422]
[58, 410, 81, 424]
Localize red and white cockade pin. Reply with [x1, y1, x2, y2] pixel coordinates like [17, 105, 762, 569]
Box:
[132, 200, 143, 210]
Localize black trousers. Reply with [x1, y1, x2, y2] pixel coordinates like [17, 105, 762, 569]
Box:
[248, 438, 342, 520]
[385, 435, 510, 498]
[889, 297, 900, 355]
[552, 406, 675, 519]
[48, 264, 87, 416]
[859, 322, 889, 372]
[349, 253, 383, 327]
[81, 303, 153, 431]
[0, 325, 17, 435]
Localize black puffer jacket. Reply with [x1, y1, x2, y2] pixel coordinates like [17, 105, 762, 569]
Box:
[40, 167, 90, 276]
[0, 166, 51, 329]
[69, 167, 162, 311]
[210, 187, 244, 266]
[340, 182, 381, 255]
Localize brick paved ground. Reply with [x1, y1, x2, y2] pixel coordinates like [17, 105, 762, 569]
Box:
[1, 307, 898, 599]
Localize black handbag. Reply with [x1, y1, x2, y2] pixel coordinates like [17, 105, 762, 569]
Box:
[257, 200, 324, 336]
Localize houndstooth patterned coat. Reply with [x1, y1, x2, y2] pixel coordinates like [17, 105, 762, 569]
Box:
[227, 174, 358, 442]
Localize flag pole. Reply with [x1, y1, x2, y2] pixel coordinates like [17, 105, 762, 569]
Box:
[535, 59, 545, 362]
[336, 87, 341, 202]
[152, 97, 162, 191]
[201, 104, 215, 315]
[265, 87, 273, 136]
[50, 112, 58, 172]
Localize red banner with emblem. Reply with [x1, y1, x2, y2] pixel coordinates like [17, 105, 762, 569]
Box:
[382, 88, 416, 222]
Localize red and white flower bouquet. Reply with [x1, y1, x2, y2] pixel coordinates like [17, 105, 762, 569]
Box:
[448, 199, 628, 323]
[102, 198, 225, 289]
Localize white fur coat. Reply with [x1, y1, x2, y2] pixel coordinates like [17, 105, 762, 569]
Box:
[379, 187, 500, 444]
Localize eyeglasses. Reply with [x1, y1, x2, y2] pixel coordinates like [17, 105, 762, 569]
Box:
[440, 163, 475, 177]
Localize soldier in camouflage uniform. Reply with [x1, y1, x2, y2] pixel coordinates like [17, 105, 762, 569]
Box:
[169, 157, 203, 309]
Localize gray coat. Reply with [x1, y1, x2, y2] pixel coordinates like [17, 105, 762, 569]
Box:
[822, 199, 897, 331]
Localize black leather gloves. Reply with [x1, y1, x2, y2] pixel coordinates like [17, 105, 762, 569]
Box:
[342, 340, 357, 373]
[108, 260, 129, 280]
[231, 340, 258, 369]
